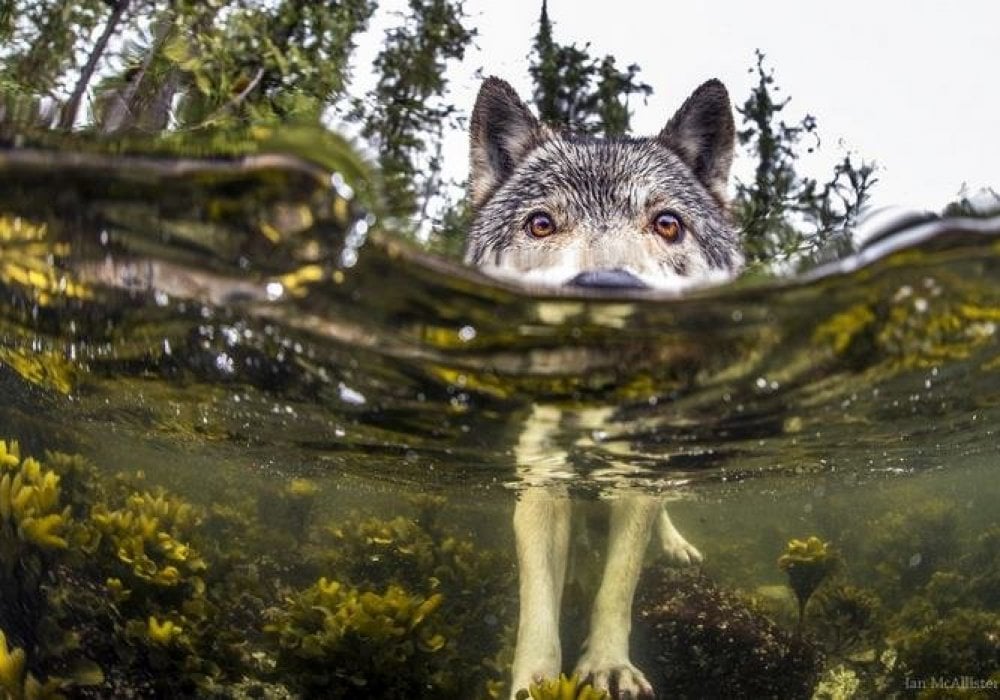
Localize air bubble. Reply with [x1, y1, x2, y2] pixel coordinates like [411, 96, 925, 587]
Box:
[266, 282, 284, 300]
[215, 353, 235, 374]
[338, 382, 366, 405]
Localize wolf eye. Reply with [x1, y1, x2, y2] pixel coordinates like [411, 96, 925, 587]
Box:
[526, 211, 556, 238]
[652, 211, 684, 243]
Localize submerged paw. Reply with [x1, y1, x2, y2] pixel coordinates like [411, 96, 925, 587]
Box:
[657, 513, 703, 567]
[575, 658, 654, 700]
[511, 643, 562, 700]
[660, 535, 703, 567]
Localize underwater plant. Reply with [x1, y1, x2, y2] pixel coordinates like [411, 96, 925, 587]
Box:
[0, 628, 65, 700]
[862, 499, 960, 598]
[0, 440, 72, 556]
[264, 577, 450, 698]
[959, 524, 1000, 610]
[88, 490, 207, 588]
[778, 536, 838, 626]
[811, 584, 883, 655]
[811, 664, 861, 700]
[514, 673, 610, 700]
[770, 484, 1000, 699]
[0, 437, 526, 697]
[633, 566, 823, 700]
[888, 609, 1000, 692]
[0, 439, 230, 697]
[316, 502, 518, 696]
[41, 451, 102, 518]
[0, 441, 85, 687]
[256, 476, 321, 542]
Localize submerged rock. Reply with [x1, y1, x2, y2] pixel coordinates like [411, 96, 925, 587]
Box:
[633, 566, 823, 699]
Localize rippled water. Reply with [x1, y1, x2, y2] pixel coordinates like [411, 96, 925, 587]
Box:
[1, 133, 998, 698]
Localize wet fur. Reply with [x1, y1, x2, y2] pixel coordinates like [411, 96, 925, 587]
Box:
[464, 77, 741, 699]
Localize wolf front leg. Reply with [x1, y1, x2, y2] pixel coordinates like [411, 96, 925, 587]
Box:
[510, 490, 571, 695]
[575, 493, 658, 699]
[510, 405, 572, 698]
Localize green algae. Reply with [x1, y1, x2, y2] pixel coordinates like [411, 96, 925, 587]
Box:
[811, 584, 883, 656]
[514, 673, 609, 700]
[0, 441, 71, 553]
[779, 536, 839, 626]
[264, 578, 449, 698]
[792, 495, 998, 698]
[0, 436, 518, 697]
[0, 629, 67, 700]
[889, 609, 1000, 693]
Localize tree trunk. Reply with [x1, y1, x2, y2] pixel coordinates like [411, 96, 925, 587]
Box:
[59, 0, 130, 130]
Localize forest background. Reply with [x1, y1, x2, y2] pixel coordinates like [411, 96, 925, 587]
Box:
[2, 0, 995, 267]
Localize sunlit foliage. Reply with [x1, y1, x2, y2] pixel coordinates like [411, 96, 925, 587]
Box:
[735, 51, 878, 267]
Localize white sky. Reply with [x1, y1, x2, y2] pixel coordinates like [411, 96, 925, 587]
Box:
[353, 0, 1000, 213]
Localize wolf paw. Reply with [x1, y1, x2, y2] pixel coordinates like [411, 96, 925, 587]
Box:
[510, 643, 561, 700]
[657, 511, 703, 567]
[574, 655, 654, 699]
[660, 532, 702, 566]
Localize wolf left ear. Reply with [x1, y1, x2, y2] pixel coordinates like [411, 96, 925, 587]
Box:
[468, 77, 542, 208]
[658, 79, 736, 200]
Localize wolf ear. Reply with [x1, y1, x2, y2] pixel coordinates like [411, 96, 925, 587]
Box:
[658, 79, 735, 200]
[469, 77, 542, 208]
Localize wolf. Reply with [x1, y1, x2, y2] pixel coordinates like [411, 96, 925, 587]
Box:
[464, 77, 742, 698]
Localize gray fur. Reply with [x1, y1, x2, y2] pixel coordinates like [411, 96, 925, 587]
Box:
[465, 78, 743, 291]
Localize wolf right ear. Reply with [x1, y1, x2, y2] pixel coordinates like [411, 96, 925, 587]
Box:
[469, 77, 542, 208]
[658, 79, 736, 201]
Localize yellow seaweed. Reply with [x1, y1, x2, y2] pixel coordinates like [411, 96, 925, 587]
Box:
[514, 673, 610, 700]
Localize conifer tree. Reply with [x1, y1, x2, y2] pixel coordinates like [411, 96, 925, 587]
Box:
[354, 0, 475, 223]
[734, 50, 877, 266]
[527, 0, 650, 136]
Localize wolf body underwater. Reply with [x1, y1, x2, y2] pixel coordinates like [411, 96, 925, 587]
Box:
[463, 77, 743, 698]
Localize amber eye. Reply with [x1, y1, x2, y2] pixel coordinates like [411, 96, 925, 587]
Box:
[526, 211, 556, 238]
[652, 211, 684, 243]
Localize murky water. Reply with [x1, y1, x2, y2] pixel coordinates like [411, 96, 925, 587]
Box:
[1, 134, 998, 698]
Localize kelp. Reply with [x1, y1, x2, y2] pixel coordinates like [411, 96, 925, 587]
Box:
[514, 673, 609, 700]
[778, 536, 838, 626]
[264, 578, 448, 697]
[0, 437, 516, 697]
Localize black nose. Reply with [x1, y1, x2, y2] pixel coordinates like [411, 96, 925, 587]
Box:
[568, 269, 647, 289]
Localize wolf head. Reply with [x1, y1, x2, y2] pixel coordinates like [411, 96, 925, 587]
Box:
[464, 77, 743, 290]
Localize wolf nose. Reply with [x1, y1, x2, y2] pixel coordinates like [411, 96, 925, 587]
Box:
[568, 269, 647, 289]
